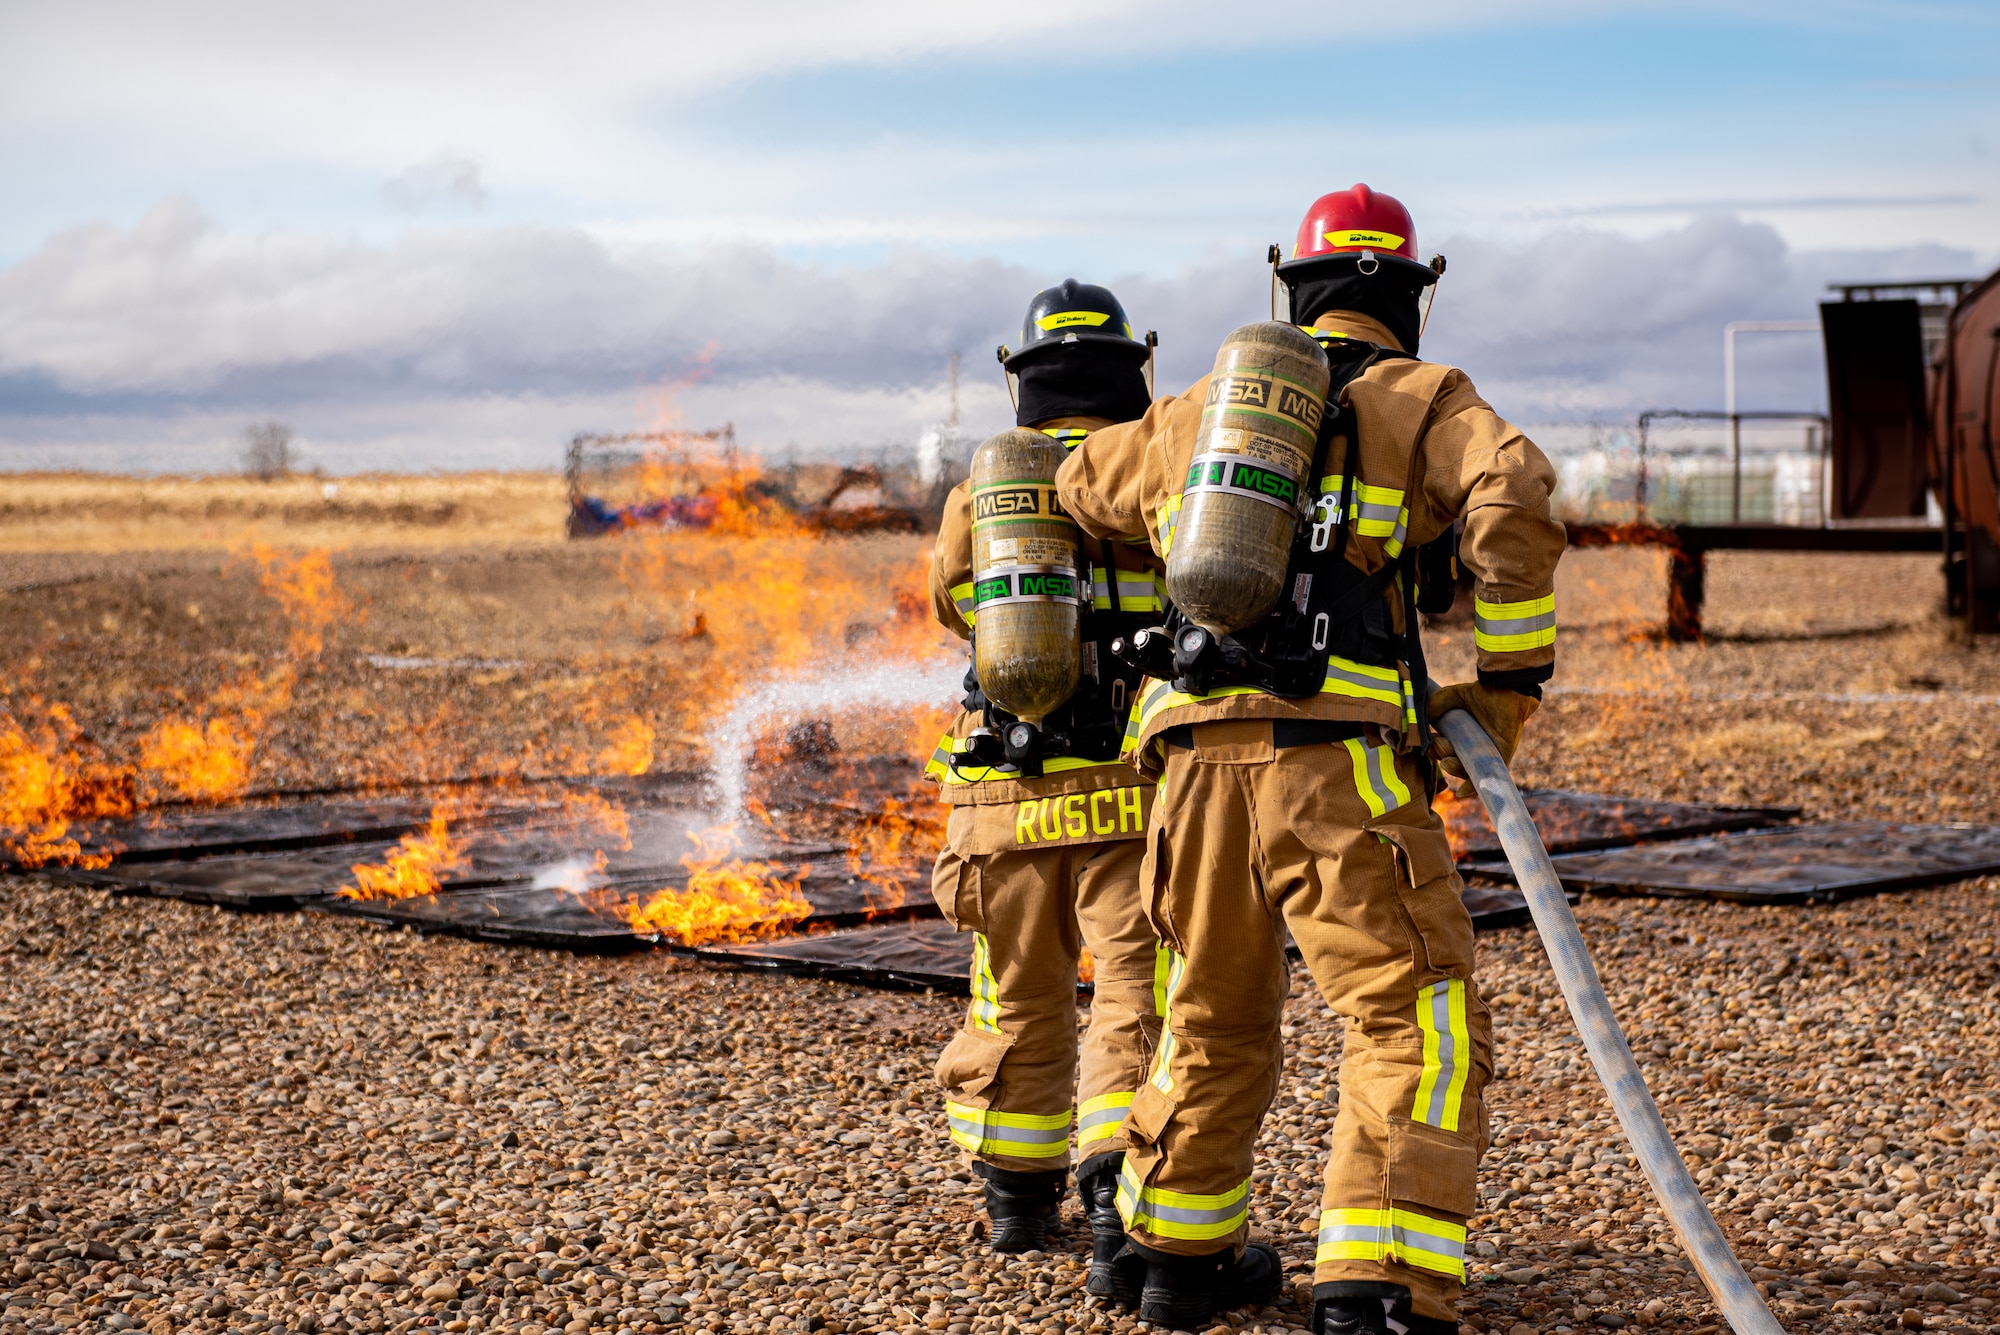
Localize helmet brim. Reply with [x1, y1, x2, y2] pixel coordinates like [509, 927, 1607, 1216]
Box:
[1277, 250, 1437, 288]
[1001, 332, 1152, 371]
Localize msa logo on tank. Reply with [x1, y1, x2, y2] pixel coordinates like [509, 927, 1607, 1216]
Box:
[1183, 457, 1298, 507]
[1015, 786, 1147, 845]
[1205, 375, 1323, 431]
[974, 570, 1080, 605]
[973, 485, 1067, 522]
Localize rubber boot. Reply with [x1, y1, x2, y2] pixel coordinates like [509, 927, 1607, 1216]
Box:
[971, 1163, 1066, 1253]
[1313, 1282, 1457, 1335]
[1134, 1240, 1283, 1328]
[1076, 1154, 1143, 1305]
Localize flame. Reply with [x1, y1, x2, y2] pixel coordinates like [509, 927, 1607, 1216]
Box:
[1078, 946, 1096, 986]
[612, 823, 812, 945]
[595, 716, 656, 777]
[842, 792, 946, 915]
[340, 803, 468, 900]
[557, 788, 633, 852]
[138, 717, 253, 803]
[0, 702, 136, 868]
[140, 543, 355, 802]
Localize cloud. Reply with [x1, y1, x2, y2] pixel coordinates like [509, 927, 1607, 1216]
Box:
[0, 203, 1985, 472]
[382, 155, 487, 215]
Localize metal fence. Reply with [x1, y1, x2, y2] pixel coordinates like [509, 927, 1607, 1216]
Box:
[1540, 413, 1831, 526]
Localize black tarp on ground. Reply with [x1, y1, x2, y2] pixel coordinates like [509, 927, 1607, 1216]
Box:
[1440, 789, 1799, 866]
[1468, 821, 2000, 904]
[694, 884, 1545, 993]
[315, 871, 928, 945]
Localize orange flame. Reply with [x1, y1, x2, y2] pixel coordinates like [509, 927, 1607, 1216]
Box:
[138, 717, 254, 803]
[842, 792, 946, 915]
[340, 803, 468, 900]
[595, 716, 656, 777]
[612, 824, 812, 945]
[140, 543, 356, 802]
[0, 703, 136, 868]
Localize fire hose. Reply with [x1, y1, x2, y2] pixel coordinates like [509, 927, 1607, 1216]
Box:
[1432, 703, 1786, 1335]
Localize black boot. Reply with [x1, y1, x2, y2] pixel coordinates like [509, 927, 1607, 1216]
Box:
[1135, 1241, 1283, 1328]
[1076, 1154, 1143, 1304]
[972, 1163, 1065, 1253]
[1313, 1281, 1457, 1335]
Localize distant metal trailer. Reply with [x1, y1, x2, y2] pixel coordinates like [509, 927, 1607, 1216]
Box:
[1928, 272, 2000, 633]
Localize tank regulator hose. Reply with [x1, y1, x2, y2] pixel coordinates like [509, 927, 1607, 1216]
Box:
[1431, 701, 1787, 1335]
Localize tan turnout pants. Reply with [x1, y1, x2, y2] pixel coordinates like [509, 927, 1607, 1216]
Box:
[1118, 720, 1491, 1323]
[931, 809, 1166, 1174]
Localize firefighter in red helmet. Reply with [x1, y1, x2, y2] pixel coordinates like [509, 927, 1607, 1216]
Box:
[1054, 185, 1563, 1332]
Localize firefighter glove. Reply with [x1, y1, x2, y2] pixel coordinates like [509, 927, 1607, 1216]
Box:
[1428, 681, 1539, 777]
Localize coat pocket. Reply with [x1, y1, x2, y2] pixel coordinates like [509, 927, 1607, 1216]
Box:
[933, 1026, 1014, 1102]
[1387, 1115, 1479, 1217]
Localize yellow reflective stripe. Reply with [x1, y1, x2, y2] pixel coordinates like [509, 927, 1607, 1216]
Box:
[946, 1101, 1072, 1159]
[1342, 737, 1411, 818]
[969, 934, 1002, 1033]
[1148, 949, 1186, 1095]
[1158, 493, 1183, 557]
[949, 581, 978, 628]
[1090, 569, 1162, 612]
[1117, 1163, 1250, 1241]
[1037, 310, 1111, 332]
[928, 732, 1128, 786]
[1039, 427, 1090, 451]
[1076, 1091, 1134, 1147]
[1474, 594, 1556, 653]
[1131, 656, 1404, 739]
[923, 736, 953, 783]
[1412, 978, 1472, 1132]
[1315, 1207, 1466, 1279]
[1151, 942, 1171, 1018]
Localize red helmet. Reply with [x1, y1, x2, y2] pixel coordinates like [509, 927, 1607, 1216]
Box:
[1277, 184, 1437, 288]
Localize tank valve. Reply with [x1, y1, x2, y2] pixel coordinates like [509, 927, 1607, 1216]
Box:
[1002, 721, 1044, 778]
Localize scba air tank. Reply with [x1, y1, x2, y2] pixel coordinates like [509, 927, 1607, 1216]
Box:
[1164, 321, 1331, 635]
[969, 428, 1082, 725]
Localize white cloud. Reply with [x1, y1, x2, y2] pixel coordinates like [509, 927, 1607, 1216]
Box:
[0, 203, 1985, 472]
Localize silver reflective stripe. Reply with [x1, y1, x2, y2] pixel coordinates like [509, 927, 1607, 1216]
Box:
[1355, 498, 1400, 526]
[1091, 574, 1158, 601]
[947, 1112, 1070, 1146]
[1315, 1218, 1464, 1261]
[1135, 1195, 1245, 1227]
[1421, 983, 1458, 1126]
[1078, 1105, 1128, 1134]
[1324, 661, 1399, 695]
[1475, 609, 1557, 637]
[1361, 741, 1405, 812]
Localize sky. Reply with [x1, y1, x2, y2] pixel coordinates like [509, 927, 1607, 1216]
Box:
[1, 0, 1996, 474]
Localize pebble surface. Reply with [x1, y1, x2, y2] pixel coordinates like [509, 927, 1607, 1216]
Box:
[5, 872, 2000, 1335]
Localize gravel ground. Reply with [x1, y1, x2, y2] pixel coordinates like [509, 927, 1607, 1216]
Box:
[5, 541, 2000, 1335]
[5, 873, 2000, 1335]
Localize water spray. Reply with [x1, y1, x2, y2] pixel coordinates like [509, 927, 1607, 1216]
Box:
[708, 657, 964, 819]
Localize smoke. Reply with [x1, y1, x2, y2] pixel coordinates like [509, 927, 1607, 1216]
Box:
[0, 201, 1984, 471]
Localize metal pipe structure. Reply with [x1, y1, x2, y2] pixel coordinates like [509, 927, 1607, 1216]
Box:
[1723, 321, 1818, 524]
[1432, 705, 1787, 1335]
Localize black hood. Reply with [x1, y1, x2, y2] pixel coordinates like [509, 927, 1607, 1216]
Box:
[1289, 271, 1425, 357]
[1015, 342, 1151, 427]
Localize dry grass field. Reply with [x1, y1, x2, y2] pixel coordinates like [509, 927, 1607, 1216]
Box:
[3, 477, 2000, 1335]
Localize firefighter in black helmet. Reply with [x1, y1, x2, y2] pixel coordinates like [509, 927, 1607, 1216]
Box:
[923, 279, 1165, 1302]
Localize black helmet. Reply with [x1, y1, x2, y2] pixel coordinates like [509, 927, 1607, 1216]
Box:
[1000, 279, 1150, 370]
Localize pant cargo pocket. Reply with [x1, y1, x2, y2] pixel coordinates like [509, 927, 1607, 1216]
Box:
[1387, 1115, 1477, 1218]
